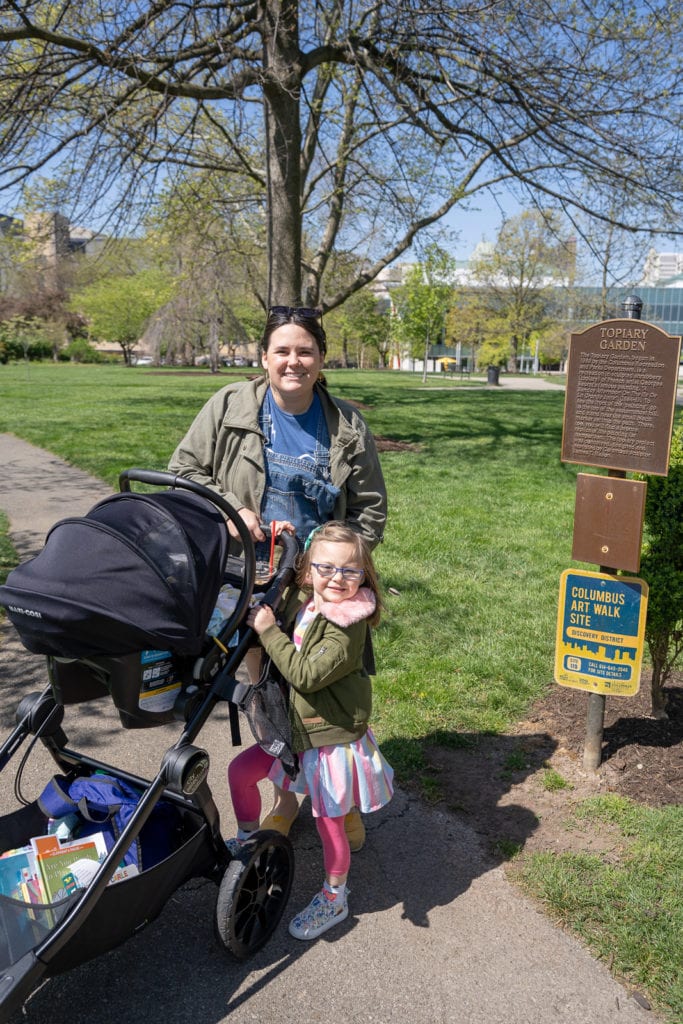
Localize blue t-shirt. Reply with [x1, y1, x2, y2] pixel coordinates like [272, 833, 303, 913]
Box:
[265, 390, 326, 462]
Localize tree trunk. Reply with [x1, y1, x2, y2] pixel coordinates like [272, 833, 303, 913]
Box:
[261, 0, 302, 307]
[650, 656, 670, 721]
[208, 317, 221, 374]
[421, 333, 430, 383]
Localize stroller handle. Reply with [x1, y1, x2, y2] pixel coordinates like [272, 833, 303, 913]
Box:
[119, 468, 253, 552]
[117, 468, 300, 588]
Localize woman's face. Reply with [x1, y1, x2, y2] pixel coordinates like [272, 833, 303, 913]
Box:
[262, 323, 323, 410]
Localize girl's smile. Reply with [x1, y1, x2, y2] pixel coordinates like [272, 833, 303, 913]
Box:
[308, 539, 364, 607]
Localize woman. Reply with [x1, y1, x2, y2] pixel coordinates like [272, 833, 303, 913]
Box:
[168, 305, 387, 846]
[168, 306, 386, 551]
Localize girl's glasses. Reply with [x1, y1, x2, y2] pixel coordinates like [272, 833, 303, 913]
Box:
[311, 562, 365, 582]
[269, 305, 321, 319]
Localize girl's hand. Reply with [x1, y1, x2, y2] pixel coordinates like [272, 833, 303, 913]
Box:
[271, 519, 296, 538]
[247, 603, 276, 634]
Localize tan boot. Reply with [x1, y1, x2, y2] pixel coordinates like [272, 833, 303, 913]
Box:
[259, 807, 299, 835]
[260, 789, 299, 835]
[344, 807, 365, 852]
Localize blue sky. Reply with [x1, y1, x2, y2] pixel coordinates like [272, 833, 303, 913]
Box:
[439, 190, 680, 278]
[431, 189, 525, 261]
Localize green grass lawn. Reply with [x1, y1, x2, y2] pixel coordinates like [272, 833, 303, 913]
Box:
[0, 363, 580, 756]
[513, 795, 683, 1021]
[0, 512, 15, 587]
[1, 362, 681, 1019]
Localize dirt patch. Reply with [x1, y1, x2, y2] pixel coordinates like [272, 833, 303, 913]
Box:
[374, 437, 420, 452]
[425, 673, 682, 858]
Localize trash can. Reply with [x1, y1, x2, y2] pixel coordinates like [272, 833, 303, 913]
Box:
[487, 365, 501, 385]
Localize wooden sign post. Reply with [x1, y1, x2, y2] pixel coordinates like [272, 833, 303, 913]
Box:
[557, 297, 681, 770]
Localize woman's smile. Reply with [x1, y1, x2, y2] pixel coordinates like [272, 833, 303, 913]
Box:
[262, 323, 323, 412]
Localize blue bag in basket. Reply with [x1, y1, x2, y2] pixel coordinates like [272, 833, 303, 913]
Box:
[38, 773, 178, 871]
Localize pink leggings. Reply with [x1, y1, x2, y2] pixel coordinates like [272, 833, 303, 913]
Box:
[228, 743, 350, 878]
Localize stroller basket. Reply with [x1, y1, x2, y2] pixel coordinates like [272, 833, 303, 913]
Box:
[0, 796, 212, 977]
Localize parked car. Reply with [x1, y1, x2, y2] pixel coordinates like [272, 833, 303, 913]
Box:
[133, 355, 154, 366]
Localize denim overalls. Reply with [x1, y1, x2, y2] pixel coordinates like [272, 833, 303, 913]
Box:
[258, 390, 340, 549]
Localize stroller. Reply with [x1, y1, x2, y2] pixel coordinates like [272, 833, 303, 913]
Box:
[0, 469, 299, 1022]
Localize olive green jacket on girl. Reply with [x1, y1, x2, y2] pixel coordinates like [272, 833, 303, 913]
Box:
[257, 587, 377, 752]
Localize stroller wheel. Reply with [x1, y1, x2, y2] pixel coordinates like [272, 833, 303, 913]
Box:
[215, 830, 294, 959]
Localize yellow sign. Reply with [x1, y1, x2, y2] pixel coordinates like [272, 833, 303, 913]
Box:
[554, 569, 648, 696]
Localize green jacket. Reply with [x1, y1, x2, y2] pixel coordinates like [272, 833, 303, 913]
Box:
[168, 376, 386, 549]
[258, 588, 376, 751]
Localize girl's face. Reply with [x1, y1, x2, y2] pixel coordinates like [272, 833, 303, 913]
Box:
[261, 323, 323, 411]
[307, 539, 364, 607]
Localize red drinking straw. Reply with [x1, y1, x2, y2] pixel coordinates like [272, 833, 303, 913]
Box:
[269, 520, 276, 576]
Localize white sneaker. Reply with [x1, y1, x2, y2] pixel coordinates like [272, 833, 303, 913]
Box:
[288, 885, 348, 940]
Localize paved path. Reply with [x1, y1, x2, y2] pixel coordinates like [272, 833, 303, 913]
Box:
[0, 433, 655, 1024]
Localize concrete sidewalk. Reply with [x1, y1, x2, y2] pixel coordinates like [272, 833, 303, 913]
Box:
[0, 433, 655, 1024]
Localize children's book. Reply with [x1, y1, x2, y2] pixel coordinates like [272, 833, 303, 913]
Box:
[31, 832, 108, 903]
[0, 846, 45, 904]
[109, 863, 139, 884]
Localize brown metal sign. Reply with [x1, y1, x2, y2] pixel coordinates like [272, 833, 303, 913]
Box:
[561, 318, 681, 475]
[572, 473, 647, 572]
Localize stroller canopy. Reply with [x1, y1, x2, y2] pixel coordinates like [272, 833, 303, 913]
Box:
[0, 490, 229, 657]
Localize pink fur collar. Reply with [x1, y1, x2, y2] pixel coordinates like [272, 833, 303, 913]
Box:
[317, 586, 376, 626]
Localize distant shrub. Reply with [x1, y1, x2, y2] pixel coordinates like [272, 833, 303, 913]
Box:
[63, 338, 103, 363]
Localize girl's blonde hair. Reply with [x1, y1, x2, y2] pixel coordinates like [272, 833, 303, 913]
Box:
[297, 521, 382, 627]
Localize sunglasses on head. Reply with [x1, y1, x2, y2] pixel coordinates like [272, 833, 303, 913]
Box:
[269, 305, 322, 319]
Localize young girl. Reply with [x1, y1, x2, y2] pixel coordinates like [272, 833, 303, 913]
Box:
[227, 521, 393, 940]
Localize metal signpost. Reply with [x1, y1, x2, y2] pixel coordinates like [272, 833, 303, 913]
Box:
[557, 297, 681, 770]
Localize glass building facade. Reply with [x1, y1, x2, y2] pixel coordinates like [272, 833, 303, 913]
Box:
[575, 285, 683, 339]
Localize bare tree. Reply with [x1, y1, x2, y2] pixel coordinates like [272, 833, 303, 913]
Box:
[144, 180, 264, 367]
[562, 192, 657, 319]
[0, 1, 681, 310]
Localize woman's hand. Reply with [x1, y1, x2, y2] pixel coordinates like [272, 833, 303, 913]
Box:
[247, 603, 277, 634]
[228, 507, 265, 542]
[228, 511, 296, 544]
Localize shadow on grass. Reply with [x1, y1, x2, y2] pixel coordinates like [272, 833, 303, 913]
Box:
[337, 385, 567, 452]
[382, 728, 559, 862]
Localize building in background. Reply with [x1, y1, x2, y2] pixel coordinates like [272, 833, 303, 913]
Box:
[639, 250, 683, 287]
[371, 250, 683, 374]
[0, 210, 106, 294]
